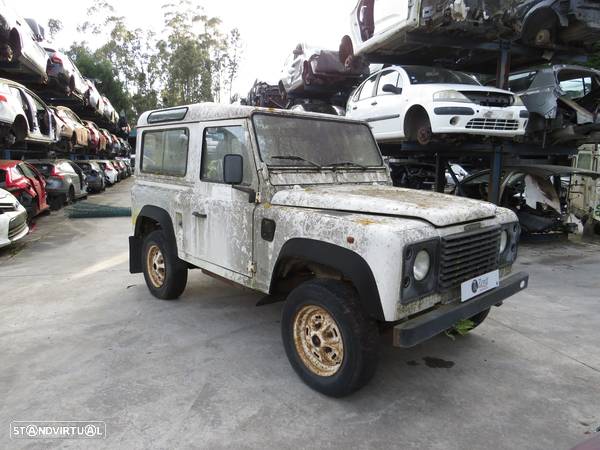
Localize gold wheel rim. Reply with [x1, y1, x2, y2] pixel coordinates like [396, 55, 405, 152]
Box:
[146, 244, 165, 288]
[293, 305, 344, 377]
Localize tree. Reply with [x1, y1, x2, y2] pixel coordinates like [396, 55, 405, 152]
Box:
[47, 19, 63, 41]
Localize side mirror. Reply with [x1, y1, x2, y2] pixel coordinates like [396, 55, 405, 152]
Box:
[382, 84, 402, 94]
[223, 154, 243, 185]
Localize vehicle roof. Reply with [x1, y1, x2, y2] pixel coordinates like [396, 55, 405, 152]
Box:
[511, 64, 600, 76]
[27, 159, 71, 164]
[0, 77, 28, 90]
[137, 102, 365, 128]
[0, 160, 20, 167]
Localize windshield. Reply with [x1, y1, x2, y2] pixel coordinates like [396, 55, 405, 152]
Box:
[404, 66, 480, 85]
[252, 114, 383, 168]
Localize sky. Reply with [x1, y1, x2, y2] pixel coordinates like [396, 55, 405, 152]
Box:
[15, 0, 357, 99]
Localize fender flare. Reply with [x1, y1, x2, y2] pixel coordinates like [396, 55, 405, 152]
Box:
[130, 205, 177, 274]
[271, 238, 385, 321]
[522, 1, 567, 29]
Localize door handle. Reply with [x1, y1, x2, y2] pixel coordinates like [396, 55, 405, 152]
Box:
[192, 212, 207, 219]
[371, 101, 378, 106]
[352, 106, 358, 110]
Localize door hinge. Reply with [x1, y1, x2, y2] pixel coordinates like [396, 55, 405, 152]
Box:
[247, 261, 257, 275]
[255, 191, 262, 203]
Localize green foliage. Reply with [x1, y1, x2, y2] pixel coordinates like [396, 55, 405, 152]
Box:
[445, 319, 476, 340]
[60, 0, 242, 123]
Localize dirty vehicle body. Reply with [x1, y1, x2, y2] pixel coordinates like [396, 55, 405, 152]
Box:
[129, 103, 528, 397]
[28, 159, 87, 209]
[83, 120, 105, 153]
[75, 161, 105, 193]
[454, 164, 600, 235]
[571, 144, 600, 234]
[102, 96, 118, 125]
[279, 43, 369, 101]
[341, 0, 600, 70]
[347, 65, 528, 144]
[0, 77, 57, 147]
[508, 65, 600, 145]
[0, 160, 48, 218]
[45, 47, 87, 97]
[0, 3, 48, 83]
[0, 187, 28, 248]
[84, 78, 104, 115]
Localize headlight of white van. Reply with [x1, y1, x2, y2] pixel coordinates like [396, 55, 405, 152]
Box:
[413, 250, 431, 281]
[433, 90, 471, 103]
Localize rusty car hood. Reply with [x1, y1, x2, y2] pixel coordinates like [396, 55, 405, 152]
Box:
[271, 184, 497, 227]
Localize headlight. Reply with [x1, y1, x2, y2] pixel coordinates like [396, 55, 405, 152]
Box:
[499, 230, 508, 253]
[433, 90, 470, 103]
[413, 250, 431, 281]
[513, 95, 525, 106]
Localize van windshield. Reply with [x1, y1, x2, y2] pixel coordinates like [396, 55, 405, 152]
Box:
[252, 114, 383, 168]
[404, 66, 480, 85]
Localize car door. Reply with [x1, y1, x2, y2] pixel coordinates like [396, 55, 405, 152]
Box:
[347, 73, 378, 121]
[372, 0, 411, 35]
[18, 163, 44, 208]
[192, 120, 257, 277]
[370, 69, 404, 139]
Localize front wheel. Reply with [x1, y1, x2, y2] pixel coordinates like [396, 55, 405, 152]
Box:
[142, 230, 187, 300]
[281, 279, 379, 397]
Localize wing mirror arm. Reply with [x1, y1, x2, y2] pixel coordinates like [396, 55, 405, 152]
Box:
[223, 153, 256, 203]
[232, 185, 257, 203]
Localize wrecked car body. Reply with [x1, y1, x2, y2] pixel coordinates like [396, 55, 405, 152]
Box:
[245, 80, 286, 109]
[279, 43, 369, 99]
[454, 164, 600, 235]
[130, 103, 528, 397]
[507, 65, 600, 145]
[340, 0, 600, 70]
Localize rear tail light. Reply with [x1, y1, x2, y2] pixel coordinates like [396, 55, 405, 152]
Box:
[0, 94, 7, 102]
[50, 54, 63, 64]
[50, 166, 64, 180]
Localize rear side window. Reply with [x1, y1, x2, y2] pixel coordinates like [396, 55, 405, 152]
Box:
[0, 169, 6, 188]
[141, 128, 189, 177]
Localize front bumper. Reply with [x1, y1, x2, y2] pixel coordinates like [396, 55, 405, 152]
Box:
[430, 102, 528, 136]
[393, 271, 529, 348]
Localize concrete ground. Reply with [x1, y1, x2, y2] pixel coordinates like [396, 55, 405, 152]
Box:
[1, 179, 599, 450]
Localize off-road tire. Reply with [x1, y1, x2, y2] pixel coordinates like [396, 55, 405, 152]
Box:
[281, 279, 379, 397]
[142, 230, 187, 300]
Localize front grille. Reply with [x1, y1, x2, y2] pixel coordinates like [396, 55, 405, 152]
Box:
[466, 118, 519, 131]
[461, 91, 513, 107]
[8, 213, 27, 239]
[438, 226, 501, 290]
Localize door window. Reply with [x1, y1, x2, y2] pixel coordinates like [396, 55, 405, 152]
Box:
[19, 163, 37, 179]
[358, 75, 377, 101]
[201, 126, 252, 184]
[577, 153, 592, 170]
[141, 128, 189, 177]
[376, 70, 400, 96]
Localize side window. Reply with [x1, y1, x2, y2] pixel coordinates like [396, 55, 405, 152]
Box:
[577, 153, 592, 170]
[376, 70, 400, 96]
[19, 164, 36, 178]
[358, 75, 377, 101]
[508, 71, 537, 92]
[201, 126, 252, 184]
[141, 128, 189, 177]
[60, 163, 76, 174]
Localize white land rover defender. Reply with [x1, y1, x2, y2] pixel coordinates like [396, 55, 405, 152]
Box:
[129, 103, 529, 397]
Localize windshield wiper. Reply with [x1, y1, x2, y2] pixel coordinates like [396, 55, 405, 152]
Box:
[329, 161, 367, 171]
[270, 155, 322, 169]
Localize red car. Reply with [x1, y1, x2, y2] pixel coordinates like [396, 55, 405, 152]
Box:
[0, 160, 49, 218]
[83, 121, 101, 153]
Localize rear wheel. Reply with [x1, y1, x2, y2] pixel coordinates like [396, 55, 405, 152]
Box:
[281, 279, 379, 397]
[142, 230, 188, 300]
[67, 186, 75, 204]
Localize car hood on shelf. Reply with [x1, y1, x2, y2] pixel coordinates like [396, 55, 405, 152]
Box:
[271, 184, 497, 227]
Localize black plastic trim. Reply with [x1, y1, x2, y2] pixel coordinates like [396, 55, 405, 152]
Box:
[400, 238, 440, 304]
[272, 238, 385, 321]
[394, 271, 529, 348]
[433, 107, 475, 115]
[365, 114, 401, 123]
[130, 205, 178, 274]
[519, 110, 530, 118]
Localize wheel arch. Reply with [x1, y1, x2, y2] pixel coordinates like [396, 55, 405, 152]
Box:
[270, 238, 385, 321]
[403, 104, 430, 135]
[130, 205, 177, 274]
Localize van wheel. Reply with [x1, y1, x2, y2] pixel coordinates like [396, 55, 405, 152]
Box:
[281, 279, 379, 397]
[142, 230, 188, 300]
